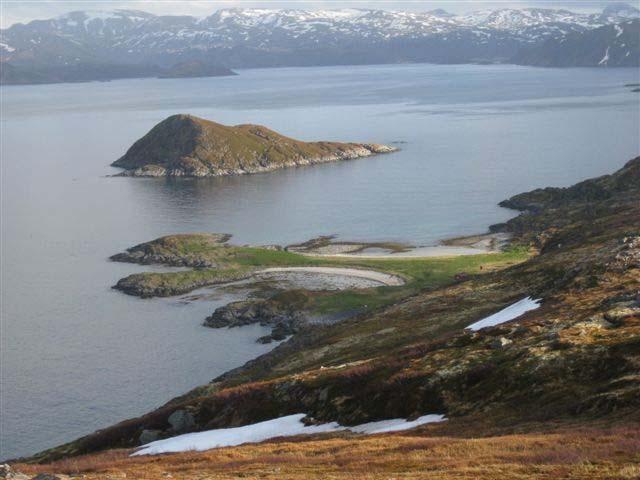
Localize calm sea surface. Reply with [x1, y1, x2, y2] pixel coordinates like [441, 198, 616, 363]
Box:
[1, 64, 639, 459]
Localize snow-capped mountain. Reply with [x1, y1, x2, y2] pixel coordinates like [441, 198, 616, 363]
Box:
[1, 4, 638, 84]
[514, 19, 640, 67]
[602, 2, 640, 20]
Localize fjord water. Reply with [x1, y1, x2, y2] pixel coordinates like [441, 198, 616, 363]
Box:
[1, 64, 638, 459]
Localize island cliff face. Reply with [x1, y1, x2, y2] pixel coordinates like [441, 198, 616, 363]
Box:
[111, 114, 396, 177]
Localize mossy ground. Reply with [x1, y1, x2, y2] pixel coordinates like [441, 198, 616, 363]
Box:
[308, 246, 529, 314]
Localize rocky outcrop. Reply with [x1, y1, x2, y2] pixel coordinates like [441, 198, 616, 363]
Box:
[167, 409, 196, 433]
[204, 298, 307, 343]
[110, 233, 231, 267]
[498, 156, 640, 212]
[112, 114, 396, 177]
[113, 268, 251, 298]
[0, 465, 62, 480]
[490, 156, 640, 249]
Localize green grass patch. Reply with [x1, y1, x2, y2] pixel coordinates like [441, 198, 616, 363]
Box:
[307, 249, 529, 314]
[231, 247, 319, 267]
[115, 233, 531, 302]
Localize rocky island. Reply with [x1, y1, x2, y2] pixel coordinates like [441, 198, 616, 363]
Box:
[157, 61, 237, 79]
[111, 114, 396, 177]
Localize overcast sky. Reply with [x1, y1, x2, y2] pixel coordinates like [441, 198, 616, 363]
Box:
[0, 0, 633, 28]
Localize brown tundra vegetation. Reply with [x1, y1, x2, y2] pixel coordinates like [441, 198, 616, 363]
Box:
[12, 157, 640, 479]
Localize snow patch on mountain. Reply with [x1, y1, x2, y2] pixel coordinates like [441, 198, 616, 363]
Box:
[1, 4, 638, 70]
[7, 4, 637, 48]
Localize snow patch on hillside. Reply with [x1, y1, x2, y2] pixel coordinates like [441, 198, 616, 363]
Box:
[466, 297, 541, 331]
[132, 413, 446, 456]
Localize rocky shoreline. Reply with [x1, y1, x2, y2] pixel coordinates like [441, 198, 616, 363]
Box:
[115, 143, 397, 177]
[204, 297, 306, 344]
[110, 233, 232, 267]
[113, 269, 253, 298]
[108, 229, 509, 342]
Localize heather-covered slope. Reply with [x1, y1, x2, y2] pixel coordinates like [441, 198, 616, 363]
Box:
[501, 156, 640, 210]
[491, 156, 640, 245]
[23, 156, 639, 466]
[16, 424, 640, 479]
[111, 114, 395, 177]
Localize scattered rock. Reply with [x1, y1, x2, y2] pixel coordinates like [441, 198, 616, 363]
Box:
[318, 387, 330, 403]
[0, 465, 12, 479]
[139, 429, 162, 445]
[168, 409, 195, 433]
[0, 465, 30, 480]
[490, 337, 513, 349]
[608, 236, 640, 271]
[204, 298, 305, 342]
[30, 475, 60, 480]
[604, 306, 640, 324]
[573, 316, 616, 334]
[545, 331, 560, 341]
[454, 272, 470, 282]
[258, 245, 282, 251]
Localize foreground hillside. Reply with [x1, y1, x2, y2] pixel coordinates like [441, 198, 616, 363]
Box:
[15, 422, 640, 479]
[111, 114, 395, 177]
[13, 157, 640, 477]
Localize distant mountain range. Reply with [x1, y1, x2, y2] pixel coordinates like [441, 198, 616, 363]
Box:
[514, 18, 639, 67]
[1, 3, 639, 84]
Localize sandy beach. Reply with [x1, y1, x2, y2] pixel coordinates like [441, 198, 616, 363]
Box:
[256, 266, 406, 286]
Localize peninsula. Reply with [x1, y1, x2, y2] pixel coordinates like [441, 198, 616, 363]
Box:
[111, 114, 396, 177]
